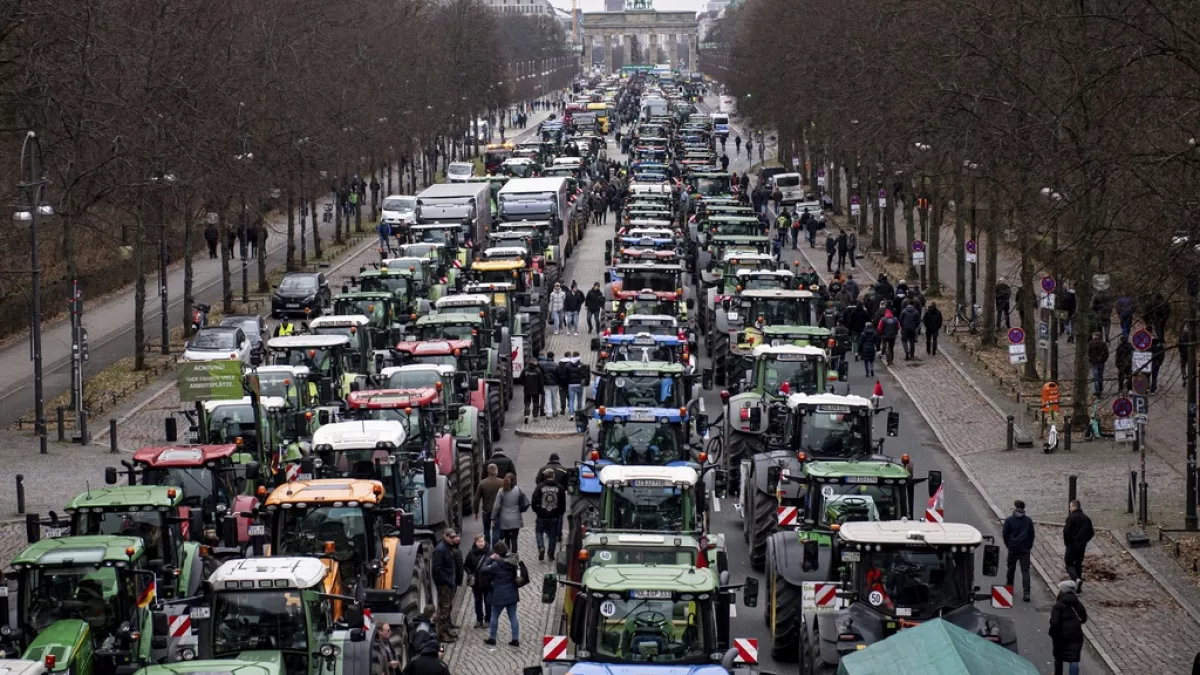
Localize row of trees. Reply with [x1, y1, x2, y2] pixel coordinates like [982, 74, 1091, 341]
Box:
[704, 0, 1200, 417]
[0, 0, 572, 368]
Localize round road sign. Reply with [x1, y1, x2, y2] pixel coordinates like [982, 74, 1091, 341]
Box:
[1007, 328, 1025, 344]
[850, 195, 860, 204]
[818, 169, 826, 177]
[1132, 329, 1153, 351]
[1041, 276, 1056, 294]
[1132, 373, 1150, 395]
[878, 188, 887, 198]
[966, 240, 977, 254]
[1112, 397, 1133, 418]
[912, 239, 925, 253]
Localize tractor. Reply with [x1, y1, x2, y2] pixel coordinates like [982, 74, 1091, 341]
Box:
[266, 334, 366, 404]
[408, 313, 508, 413]
[381, 341, 502, 443]
[461, 280, 544, 378]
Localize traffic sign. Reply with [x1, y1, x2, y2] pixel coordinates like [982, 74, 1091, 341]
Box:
[912, 239, 925, 253]
[1112, 397, 1133, 418]
[1133, 394, 1148, 416]
[1132, 329, 1153, 351]
[1132, 350, 1152, 373]
[1007, 328, 1025, 344]
[818, 168, 825, 177]
[1038, 322, 1050, 340]
[878, 188, 887, 198]
[1041, 276, 1056, 294]
[1008, 344, 1027, 364]
[1132, 373, 1150, 395]
[850, 195, 860, 204]
[965, 240, 977, 254]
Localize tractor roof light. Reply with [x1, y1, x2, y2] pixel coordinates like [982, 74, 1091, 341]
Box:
[901, 453, 911, 465]
[720, 390, 730, 400]
[125, 546, 136, 557]
[235, 437, 245, 447]
[598, 406, 606, 416]
[308, 349, 316, 358]
[698, 452, 708, 463]
[305, 411, 314, 420]
[798, 451, 808, 462]
[453, 348, 462, 357]
[578, 549, 590, 561]
[435, 381, 443, 391]
[167, 488, 178, 499]
[350, 326, 357, 334]
[256, 486, 268, 498]
[324, 541, 336, 554]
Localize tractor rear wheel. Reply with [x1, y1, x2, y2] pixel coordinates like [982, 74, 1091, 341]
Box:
[488, 388, 504, 442]
[713, 333, 730, 386]
[748, 484, 777, 572]
[768, 541, 802, 662]
[458, 447, 476, 516]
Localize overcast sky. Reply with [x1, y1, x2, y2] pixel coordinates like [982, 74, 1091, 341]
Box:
[546, 0, 707, 12]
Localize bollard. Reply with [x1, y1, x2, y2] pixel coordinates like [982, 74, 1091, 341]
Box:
[1068, 475, 1077, 505]
[15, 474, 25, 514]
[1128, 471, 1137, 514]
[1063, 415, 1072, 452]
[56, 407, 65, 442]
[109, 418, 118, 454]
[78, 408, 88, 444]
[1140, 482, 1149, 527]
[1006, 415, 1015, 451]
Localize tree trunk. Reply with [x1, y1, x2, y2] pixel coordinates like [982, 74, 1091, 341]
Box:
[904, 182, 917, 282]
[312, 197, 322, 259]
[220, 210, 233, 314]
[134, 201, 147, 371]
[183, 206, 194, 337]
[287, 184, 297, 270]
[1071, 193, 1096, 421]
[1018, 222, 1039, 379]
[981, 182, 998, 347]
[928, 195, 943, 296]
[953, 170, 966, 303]
[256, 209, 268, 293]
[871, 166, 882, 251]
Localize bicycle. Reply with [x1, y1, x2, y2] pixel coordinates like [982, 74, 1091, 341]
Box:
[946, 302, 981, 334]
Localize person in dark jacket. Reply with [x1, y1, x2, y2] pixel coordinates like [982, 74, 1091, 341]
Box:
[464, 533, 492, 628]
[898, 302, 922, 360]
[1061, 286, 1077, 343]
[843, 302, 868, 359]
[1150, 336, 1166, 394]
[995, 278, 1012, 328]
[835, 229, 848, 271]
[1049, 580, 1087, 675]
[1115, 335, 1133, 393]
[859, 324, 878, 377]
[564, 282, 584, 336]
[537, 453, 571, 488]
[522, 360, 544, 424]
[482, 541, 522, 647]
[1063, 500, 1095, 593]
[488, 448, 516, 482]
[923, 302, 943, 355]
[844, 274, 860, 302]
[874, 275, 894, 305]
[1003, 500, 1035, 602]
[431, 529, 463, 642]
[585, 283, 605, 334]
[555, 354, 572, 416]
[877, 309, 900, 365]
[1087, 334, 1109, 396]
[824, 233, 837, 272]
[532, 469, 567, 561]
[204, 222, 220, 259]
[542, 352, 560, 417]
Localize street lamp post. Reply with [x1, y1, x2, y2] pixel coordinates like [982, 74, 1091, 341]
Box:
[913, 142, 932, 292]
[1040, 187, 1064, 382]
[150, 170, 178, 354]
[964, 161, 981, 333]
[15, 131, 52, 454]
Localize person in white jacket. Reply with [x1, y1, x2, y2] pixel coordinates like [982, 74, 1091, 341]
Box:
[549, 283, 566, 334]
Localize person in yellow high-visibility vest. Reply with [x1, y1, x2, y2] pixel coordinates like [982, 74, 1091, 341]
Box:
[274, 318, 296, 337]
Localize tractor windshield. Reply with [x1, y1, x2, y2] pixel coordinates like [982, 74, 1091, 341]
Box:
[747, 298, 814, 325]
[814, 482, 905, 527]
[740, 275, 790, 291]
[600, 421, 684, 465]
[317, 449, 397, 484]
[691, 176, 730, 196]
[609, 484, 687, 531]
[22, 564, 123, 638]
[143, 467, 224, 507]
[76, 511, 168, 562]
[213, 590, 309, 654]
[256, 372, 298, 401]
[760, 358, 819, 395]
[858, 548, 969, 619]
[591, 595, 713, 662]
[272, 348, 336, 377]
[360, 276, 410, 297]
[207, 404, 257, 443]
[798, 409, 870, 457]
[624, 318, 677, 336]
[619, 298, 678, 317]
[587, 547, 695, 566]
[609, 343, 679, 364]
[619, 270, 678, 293]
[385, 369, 443, 390]
[608, 375, 683, 408]
[418, 322, 476, 342]
[276, 506, 368, 561]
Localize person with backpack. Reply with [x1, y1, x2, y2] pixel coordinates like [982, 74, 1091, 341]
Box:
[536, 453, 570, 488]
[490, 474, 528, 553]
[532, 469, 567, 561]
[859, 323, 879, 376]
[465, 533, 492, 629]
[481, 540, 526, 648]
[877, 309, 900, 365]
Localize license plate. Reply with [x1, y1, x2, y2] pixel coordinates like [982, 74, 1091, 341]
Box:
[44, 527, 69, 538]
[841, 551, 861, 562]
[630, 410, 655, 422]
[190, 607, 210, 619]
[727, 312, 739, 321]
[844, 476, 878, 484]
[629, 589, 671, 599]
[895, 608, 912, 617]
[297, 473, 313, 481]
[629, 479, 668, 487]
[247, 525, 265, 537]
[286, 303, 300, 308]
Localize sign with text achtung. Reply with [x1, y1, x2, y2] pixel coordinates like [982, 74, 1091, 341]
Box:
[177, 360, 245, 403]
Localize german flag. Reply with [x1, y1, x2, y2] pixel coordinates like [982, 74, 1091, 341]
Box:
[137, 578, 157, 608]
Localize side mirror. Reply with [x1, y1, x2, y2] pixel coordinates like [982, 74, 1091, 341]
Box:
[694, 413, 709, 437]
[686, 298, 695, 310]
[469, 376, 480, 390]
[398, 513, 415, 547]
[534, 275, 543, 288]
[541, 573, 558, 604]
[447, 404, 461, 422]
[838, 360, 848, 382]
[574, 411, 589, 434]
[349, 380, 360, 393]
[221, 517, 239, 548]
[152, 612, 170, 636]
[887, 411, 900, 437]
[494, 327, 503, 344]
[603, 271, 612, 284]
[344, 603, 364, 630]
[927, 470, 943, 497]
[342, 284, 349, 294]
[165, 417, 178, 442]
[569, 594, 588, 644]
[245, 461, 261, 480]
[702, 368, 713, 391]
[423, 460, 437, 488]
[250, 351, 262, 367]
[105, 467, 119, 485]
[590, 337, 601, 352]
[748, 407, 761, 428]
[802, 539, 820, 572]
[318, 410, 332, 426]
[742, 577, 759, 608]
[982, 543, 1000, 577]
[524, 668, 543, 675]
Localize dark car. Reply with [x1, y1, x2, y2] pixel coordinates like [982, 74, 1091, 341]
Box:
[219, 314, 267, 352]
[271, 272, 330, 318]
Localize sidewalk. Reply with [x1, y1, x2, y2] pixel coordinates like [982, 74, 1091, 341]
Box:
[793, 236, 1200, 674]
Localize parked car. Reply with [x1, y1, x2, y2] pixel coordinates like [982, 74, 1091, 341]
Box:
[271, 272, 330, 318]
[380, 195, 417, 227]
[446, 162, 475, 183]
[182, 326, 254, 364]
[219, 314, 267, 353]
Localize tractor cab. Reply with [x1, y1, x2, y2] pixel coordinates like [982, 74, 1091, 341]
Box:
[591, 361, 691, 410]
[331, 291, 399, 341]
[251, 365, 319, 415]
[267, 335, 360, 403]
[593, 333, 692, 372]
[786, 393, 898, 459]
[577, 406, 702, 474]
[307, 316, 378, 376]
[198, 397, 292, 471]
[723, 269, 796, 294]
[598, 465, 702, 534]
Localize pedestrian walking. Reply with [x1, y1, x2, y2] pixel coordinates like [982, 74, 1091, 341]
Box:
[475, 463, 504, 546]
[565, 282, 584, 336]
[899, 301, 921, 360]
[1182, 326, 1192, 379]
[720, 153, 729, 172]
[1002, 499, 1035, 602]
[226, 227, 237, 259]
[1151, 336, 1166, 393]
[734, 135, 742, 155]
[1049, 580, 1088, 675]
[555, 353, 571, 415]
[1062, 286, 1077, 342]
[490, 474, 528, 553]
[585, 282, 604, 334]
[1147, 292, 1171, 339]
[204, 222, 219, 259]
[431, 529, 463, 643]
[465, 533, 492, 628]
[847, 231, 858, 268]
[481, 541, 522, 647]
[923, 301, 943, 355]
[537, 453, 570, 488]
[1115, 335, 1133, 393]
[1063, 500, 1095, 593]
[521, 359, 544, 424]
[994, 278, 1012, 329]
[488, 447, 517, 482]
[1093, 289, 1114, 342]
[549, 283, 566, 334]
[248, 217, 262, 258]
[542, 352, 560, 418]
[805, 210, 820, 248]
[1087, 333, 1109, 396]
[877, 309, 900, 365]
[566, 355, 587, 415]
[532, 469, 566, 561]
[772, 185, 783, 213]
[859, 324, 878, 376]
[824, 233, 837, 273]
[836, 229, 848, 271]
[378, 220, 392, 251]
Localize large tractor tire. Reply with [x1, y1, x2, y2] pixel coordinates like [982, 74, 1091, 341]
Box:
[528, 313, 546, 356]
[394, 543, 434, 668]
[768, 539, 803, 662]
[488, 388, 504, 443]
[490, 405, 503, 442]
[747, 484, 777, 572]
[458, 448, 477, 516]
[713, 333, 730, 386]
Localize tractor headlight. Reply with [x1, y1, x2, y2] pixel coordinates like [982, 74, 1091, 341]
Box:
[320, 644, 338, 658]
[180, 647, 197, 660]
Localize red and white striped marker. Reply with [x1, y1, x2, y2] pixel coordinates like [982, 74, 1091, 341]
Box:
[991, 585, 1013, 609]
[925, 484, 945, 522]
[813, 583, 838, 608]
[286, 464, 301, 482]
[169, 614, 191, 639]
[733, 638, 759, 664]
[777, 506, 798, 526]
[542, 635, 568, 661]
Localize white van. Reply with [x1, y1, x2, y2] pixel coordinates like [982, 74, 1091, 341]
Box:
[711, 113, 730, 138]
[774, 172, 805, 205]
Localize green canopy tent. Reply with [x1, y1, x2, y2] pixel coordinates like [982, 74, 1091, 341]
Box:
[837, 618, 1036, 675]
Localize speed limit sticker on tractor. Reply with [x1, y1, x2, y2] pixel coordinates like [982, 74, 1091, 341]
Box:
[599, 601, 617, 617]
[868, 591, 884, 606]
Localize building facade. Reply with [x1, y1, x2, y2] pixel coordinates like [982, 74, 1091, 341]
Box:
[604, 0, 624, 11]
[485, 0, 555, 15]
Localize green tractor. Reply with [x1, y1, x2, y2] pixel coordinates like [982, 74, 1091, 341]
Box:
[308, 315, 382, 378]
[266, 334, 367, 403]
[331, 291, 401, 349]
[430, 293, 513, 409]
[409, 313, 509, 412]
[535, 564, 761, 674]
[186, 397, 302, 481]
[369, 255, 448, 305]
[462, 280, 545, 376]
[0, 536, 163, 673]
[711, 289, 832, 389]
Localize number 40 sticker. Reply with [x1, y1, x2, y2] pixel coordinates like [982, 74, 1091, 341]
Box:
[599, 601, 617, 617]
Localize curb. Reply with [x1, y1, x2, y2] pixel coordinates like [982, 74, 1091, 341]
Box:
[513, 428, 585, 440]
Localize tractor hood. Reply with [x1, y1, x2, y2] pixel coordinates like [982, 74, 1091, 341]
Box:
[23, 619, 88, 670]
[564, 665, 731, 675]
